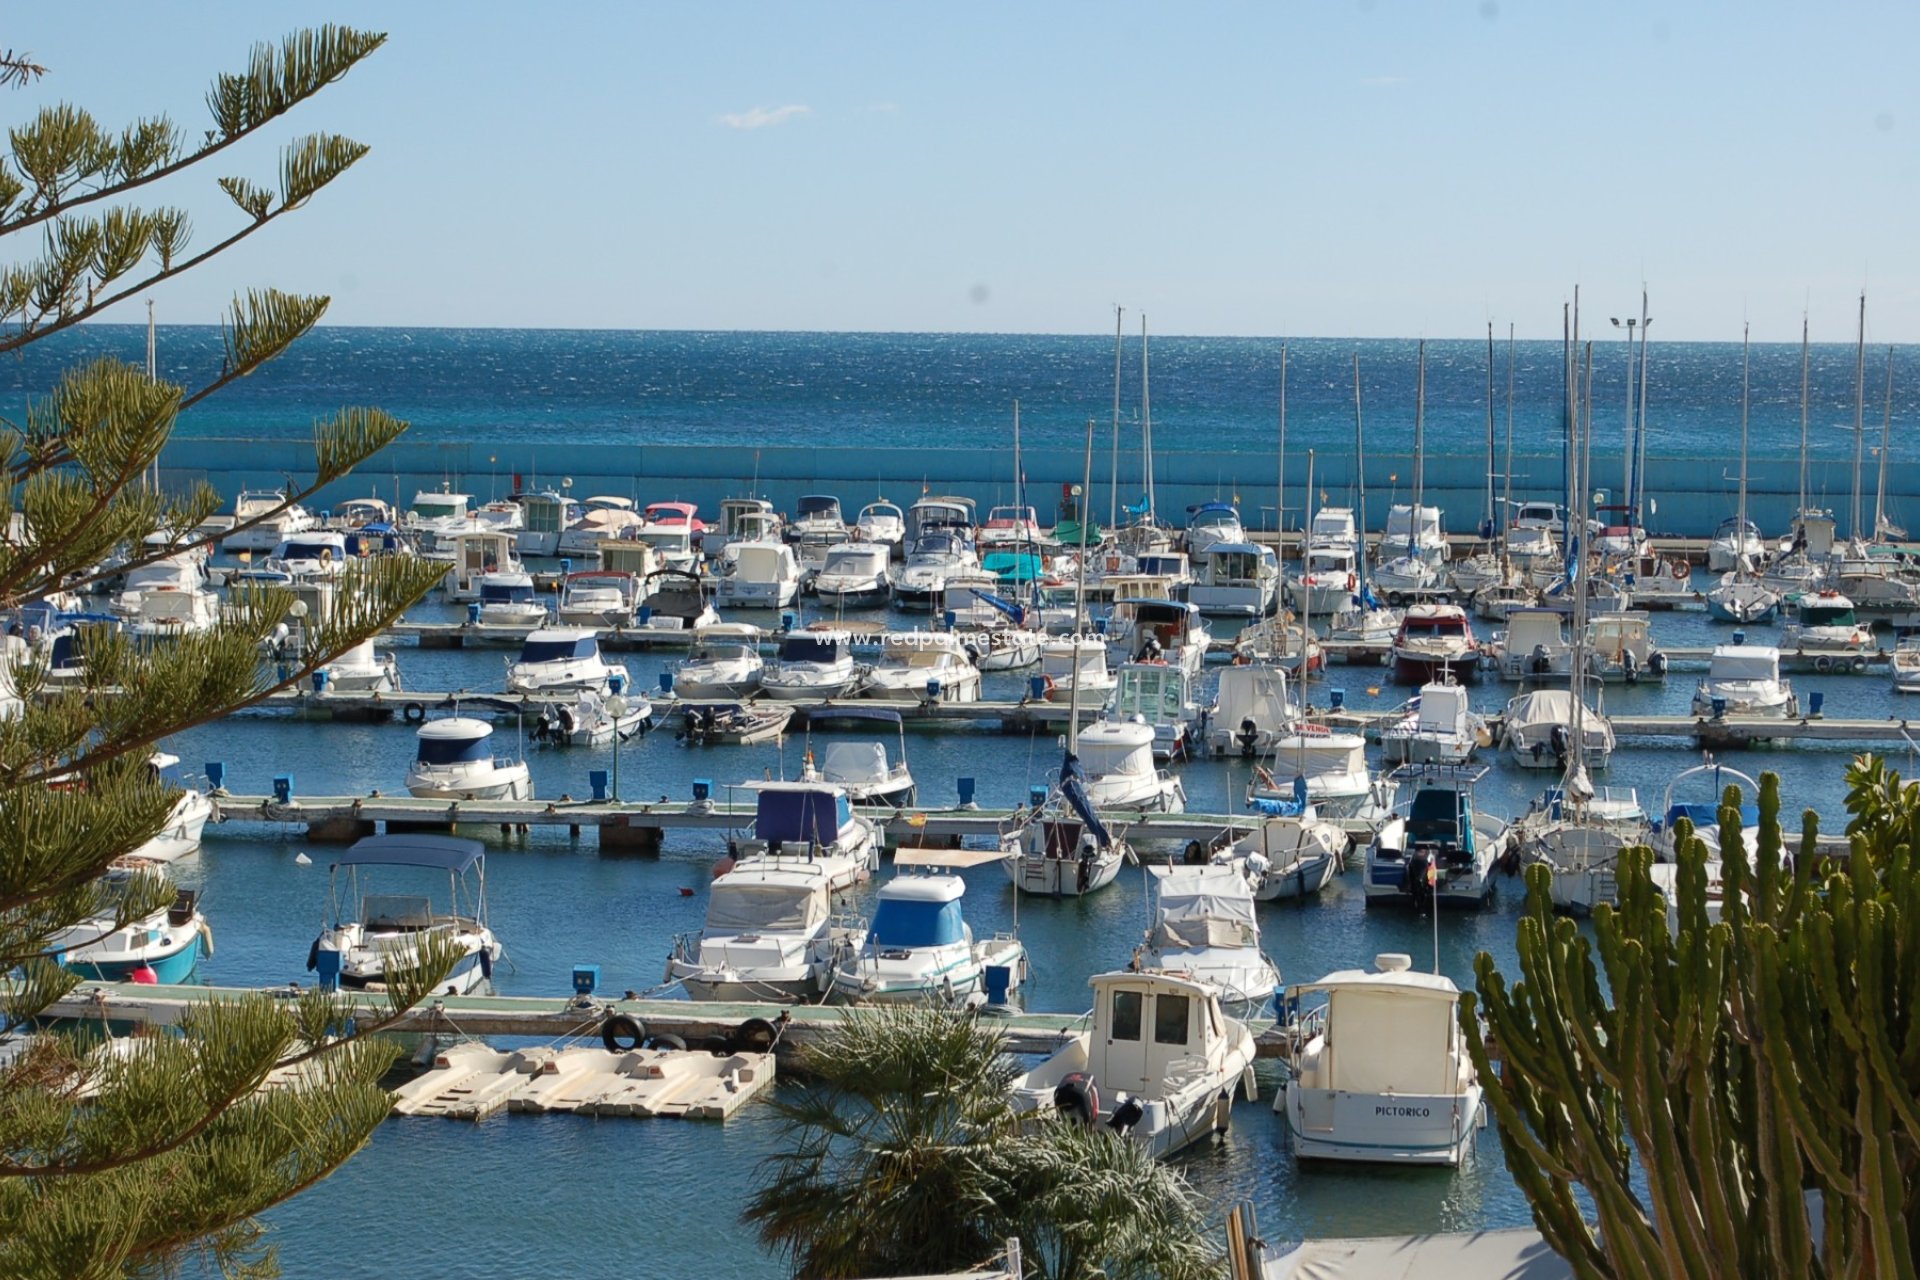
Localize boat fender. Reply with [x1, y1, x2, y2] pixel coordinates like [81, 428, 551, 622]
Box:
[1814, 655, 1831, 673]
[601, 1013, 646, 1053]
[645, 1033, 687, 1053]
[1183, 839, 1208, 866]
[1053, 1072, 1100, 1125]
[402, 701, 426, 724]
[702, 1034, 735, 1057]
[1851, 654, 1869, 674]
[305, 936, 321, 972]
[198, 921, 214, 958]
[478, 947, 493, 980]
[1670, 558, 1689, 580]
[735, 1017, 779, 1053]
[1106, 1095, 1146, 1136]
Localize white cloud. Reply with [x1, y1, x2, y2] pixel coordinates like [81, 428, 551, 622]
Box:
[718, 104, 811, 130]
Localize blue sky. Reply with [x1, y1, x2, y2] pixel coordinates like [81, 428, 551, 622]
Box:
[12, 3, 1917, 341]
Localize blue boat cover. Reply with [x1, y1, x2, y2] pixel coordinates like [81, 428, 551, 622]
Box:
[756, 788, 851, 844]
[1250, 775, 1311, 816]
[869, 897, 964, 948]
[336, 834, 486, 872]
[969, 589, 1028, 625]
[1058, 753, 1112, 849]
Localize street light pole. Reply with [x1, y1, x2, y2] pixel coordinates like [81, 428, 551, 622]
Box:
[1610, 316, 1638, 517]
[605, 692, 628, 802]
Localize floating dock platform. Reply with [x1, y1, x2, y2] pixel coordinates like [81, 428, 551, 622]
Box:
[389, 1040, 775, 1121]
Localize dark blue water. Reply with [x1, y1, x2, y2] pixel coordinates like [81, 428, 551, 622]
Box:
[144, 578, 1896, 1277]
[6, 326, 1911, 462]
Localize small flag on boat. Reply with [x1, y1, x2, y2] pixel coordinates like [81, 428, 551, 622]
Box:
[1426, 862, 1438, 886]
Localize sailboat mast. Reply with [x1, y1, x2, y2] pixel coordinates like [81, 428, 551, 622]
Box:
[1502, 325, 1515, 554]
[1798, 313, 1810, 517]
[1110, 306, 1123, 531]
[1484, 322, 1496, 539]
[1302, 449, 1315, 683]
[1853, 292, 1867, 543]
[1141, 316, 1155, 528]
[1567, 340, 1593, 788]
[1409, 340, 1425, 560]
[1876, 347, 1895, 541]
[1012, 399, 1025, 546]
[1738, 325, 1752, 582]
[1277, 344, 1288, 556]
[1068, 416, 1095, 755]
[1633, 290, 1651, 532]
[1353, 355, 1369, 573]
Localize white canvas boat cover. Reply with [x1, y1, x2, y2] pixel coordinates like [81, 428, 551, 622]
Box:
[1708, 646, 1780, 681]
[1078, 722, 1155, 775]
[704, 881, 828, 934]
[1263, 1228, 1569, 1280]
[731, 543, 794, 578]
[822, 741, 888, 785]
[1273, 736, 1366, 776]
[1216, 664, 1294, 732]
[1148, 865, 1257, 947]
[1413, 684, 1468, 735]
[1505, 689, 1577, 730]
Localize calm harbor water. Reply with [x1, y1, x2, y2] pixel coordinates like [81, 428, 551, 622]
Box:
[142, 579, 1886, 1278]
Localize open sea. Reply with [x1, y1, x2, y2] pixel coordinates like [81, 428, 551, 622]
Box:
[24, 326, 1914, 1277]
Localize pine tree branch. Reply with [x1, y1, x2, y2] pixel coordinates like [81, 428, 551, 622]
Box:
[0, 51, 48, 89]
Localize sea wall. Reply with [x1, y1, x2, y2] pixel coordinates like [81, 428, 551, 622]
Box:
[159, 438, 1908, 539]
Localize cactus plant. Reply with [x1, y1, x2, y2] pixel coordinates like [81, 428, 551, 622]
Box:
[1464, 758, 1920, 1279]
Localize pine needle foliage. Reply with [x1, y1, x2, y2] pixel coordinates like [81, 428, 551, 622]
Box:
[745, 1005, 1223, 1280]
[1465, 759, 1920, 1280]
[0, 28, 457, 1280]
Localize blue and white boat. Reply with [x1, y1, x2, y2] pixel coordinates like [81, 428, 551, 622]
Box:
[831, 849, 1025, 1006]
[505, 627, 629, 695]
[477, 571, 549, 626]
[308, 834, 502, 997]
[1365, 765, 1509, 910]
[54, 865, 209, 984]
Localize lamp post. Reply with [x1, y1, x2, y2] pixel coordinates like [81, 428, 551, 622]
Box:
[605, 692, 628, 802]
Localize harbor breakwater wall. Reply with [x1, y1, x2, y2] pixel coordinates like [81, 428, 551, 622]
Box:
[161, 439, 1909, 540]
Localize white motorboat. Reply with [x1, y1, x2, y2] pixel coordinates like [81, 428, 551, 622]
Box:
[1502, 688, 1616, 770]
[438, 529, 523, 602]
[128, 753, 215, 863]
[671, 623, 765, 699]
[890, 531, 979, 606]
[505, 627, 629, 696]
[1180, 502, 1246, 557]
[476, 571, 549, 626]
[307, 834, 502, 997]
[799, 712, 916, 808]
[862, 631, 981, 702]
[1447, 550, 1505, 596]
[787, 494, 845, 544]
[1038, 636, 1115, 704]
[941, 582, 1044, 669]
[1692, 644, 1797, 718]
[1487, 606, 1573, 681]
[114, 555, 220, 638]
[513, 490, 579, 558]
[1103, 662, 1198, 762]
[636, 501, 707, 573]
[1103, 598, 1206, 677]
[811, 543, 892, 606]
[977, 504, 1043, 549]
[832, 853, 1026, 1006]
[636, 570, 721, 632]
[404, 488, 474, 542]
[1780, 591, 1874, 671]
[221, 489, 316, 553]
[1208, 663, 1299, 757]
[1213, 799, 1345, 901]
[1707, 572, 1780, 624]
[1251, 730, 1387, 823]
[1292, 542, 1363, 617]
[556, 570, 639, 627]
[1471, 579, 1539, 623]
[257, 530, 350, 581]
[1188, 543, 1279, 617]
[706, 497, 782, 561]
[714, 541, 802, 609]
[1895, 636, 1920, 693]
[314, 637, 400, 695]
[1140, 864, 1280, 1019]
[1277, 953, 1483, 1166]
[53, 865, 209, 985]
[1072, 717, 1186, 813]
[855, 500, 906, 558]
[1390, 604, 1481, 685]
[330, 496, 395, 530]
[1378, 680, 1484, 765]
[734, 781, 883, 873]
[404, 717, 533, 801]
[677, 702, 793, 746]
[1381, 503, 1450, 586]
[532, 689, 652, 747]
[1001, 753, 1132, 897]
[1011, 970, 1255, 1160]
[668, 859, 861, 1003]
[905, 495, 977, 547]
[1583, 610, 1668, 682]
[1650, 757, 1762, 866]
[791, 526, 851, 577]
[1365, 765, 1508, 909]
[1707, 337, 1780, 624]
[1707, 516, 1766, 574]
[760, 629, 862, 700]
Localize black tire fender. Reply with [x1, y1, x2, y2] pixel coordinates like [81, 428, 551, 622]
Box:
[735, 1016, 778, 1053]
[402, 701, 426, 724]
[601, 1013, 646, 1052]
[645, 1033, 687, 1052]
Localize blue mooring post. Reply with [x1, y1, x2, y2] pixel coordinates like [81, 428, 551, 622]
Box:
[925, 677, 943, 702]
[1330, 688, 1346, 710]
[589, 770, 609, 802]
[1028, 784, 1048, 810]
[1711, 696, 1728, 719]
[692, 778, 712, 803]
[560, 558, 573, 575]
[272, 775, 293, 804]
[637, 606, 653, 625]
[781, 611, 796, 632]
[313, 946, 340, 993]
[943, 610, 957, 631]
[466, 603, 481, 625]
[609, 671, 626, 696]
[572, 965, 599, 997]
[1732, 629, 1747, 645]
[204, 762, 226, 791]
[311, 670, 330, 694]
[1029, 675, 1049, 700]
[658, 671, 675, 694]
[957, 777, 977, 808]
[1808, 689, 1825, 717]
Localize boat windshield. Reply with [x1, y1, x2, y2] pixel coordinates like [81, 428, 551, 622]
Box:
[706, 882, 827, 933]
[797, 496, 840, 518]
[518, 637, 593, 663]
[869, 896, 963, 948]
[482, 582, 535, 604]
[416, 735, 490, 766]
[777, 637, 844, 664]
[280, 540, 339, 562]
[362, 893, 436, 930]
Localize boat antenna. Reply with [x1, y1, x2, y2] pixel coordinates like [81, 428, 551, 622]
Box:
[1352, 354, 1368, 578]
[1141, 315, 1156, 530]
[1068, 415, 1095, 762]
[1737, 325, 1752, 589]
[1502, 324, 1515, 567]
[1277, 342, 1288, 556]
[1111, 305, 1124, 531]
[1409, 340, 1425, 563]
[1484, 322, 1496, 544]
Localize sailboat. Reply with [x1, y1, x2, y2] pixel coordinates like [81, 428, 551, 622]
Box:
[1326, 354, 1400, 647]
[1001, 417, 1133, 897]
[1707, 327, 1781, 624]
[1761, 315, 1828, 596]
[1373, 341, 1446, 598]
[1451, 324, 1507, 595]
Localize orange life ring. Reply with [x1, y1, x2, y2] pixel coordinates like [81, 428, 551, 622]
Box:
[1346, 572, 1357, 591]
[1669, 558, 1689, 580]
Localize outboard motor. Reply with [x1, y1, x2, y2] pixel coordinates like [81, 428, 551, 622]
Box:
[1530, 644, 1550, 675]
[1622, 647, 1640, 684]
[1236, 717, 1260, 758]
[1406, 849, 1435, 910]
[1106, 1095, 1145, 1136]
[1549, 723, 1571, 764]
[1649, 650, 1669, 677]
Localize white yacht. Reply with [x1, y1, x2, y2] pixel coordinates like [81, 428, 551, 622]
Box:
[476, 571, 549, 626]
[668, 859, 861, 1003]
[1103, 598, 1206, 677]
[733, 782, 882, 876]
[1277, 953, 1483, 1167]
[221, 489, 317, 553]
[260, 530, 350, 581]
[672, 623, 765, 699]
[831, 854, 1026, 1007]
[505, 627, 629, 696]
[799, 712, 916, 808]
[811, 543, 892, 606]
[706, 497, 782, 560]
[1378, 680, 1483, 765]
[855, 500, 907, 558]
[760, 629, 862, 700]
[558, 499, 646, 558]
[1365, 766, 1508, 909]
[1180, 502, 1246, 557]
[1011, 970, 1255, 1160]
[307, 834, 502, 997]
[1780, 591, 1873, 671]
[556, 570, 639, 626]
[1188, 543, 1279, 617]
[636, 570, 721, 632]
[404, 717, 533, 801]
[438, 529, 523, 602]
[977, 504, 1043, 548]
[129, 753, 215, 864]
[404, 488, 475, 543]
[862, 631, 981, 702]
[1502, 688, 1616, 770]
[1488, 606, 1574, 681]
[1692, 644, 1797, 717]
[1072, 717, 1186, 813]
[1207, 663, 1299, 757]
[513, 490, 579, 558]
[1141, 864, 1281, 1019]
[1214, 798, 1346, 902]
[313, 638, 400, 695]
[1707, 516, 1766, 574]
[714, 541, 802, 609]
[890, 530, 979, 606]
[787, 494, 845, 543]
[114, 556, 220, 638]
[1292, 541, 1362, 617]
[531, 689, 652, 747]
